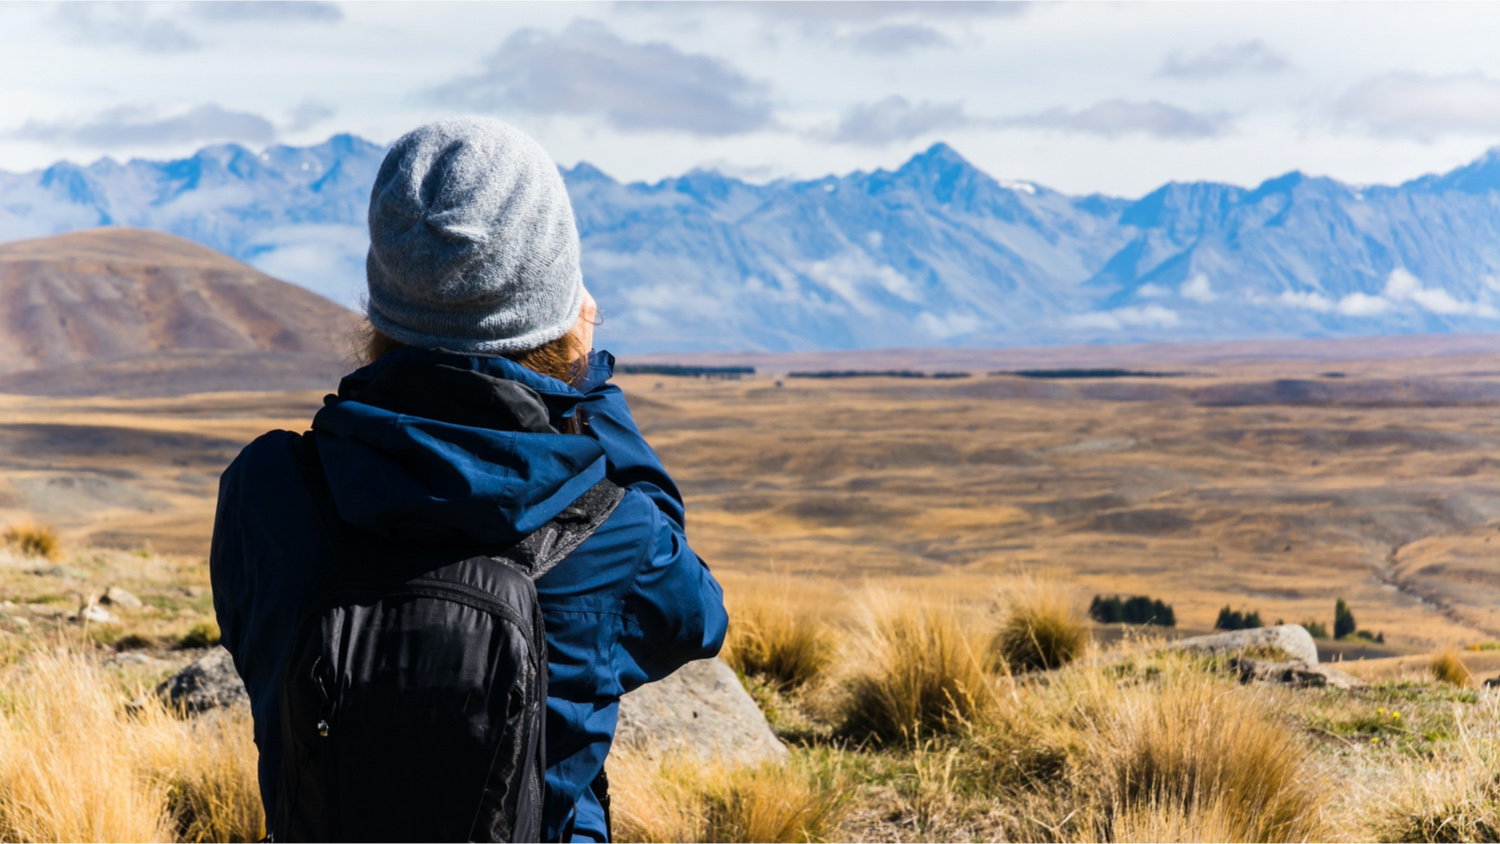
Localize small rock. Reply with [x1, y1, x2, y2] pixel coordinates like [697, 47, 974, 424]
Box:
[1484, 675, 1500, 689]
[5, 616, 29, 630]
[617, 658, 787, 766]
[1170, 624, 1321, 665]
[80, 604, 116, 624]
[157, 646, 248, 714]
[31, 565, 89, 580]
[26, 603, 66, 618]
[102, 586, 142, 608]
[1229, 657, 1361, 690]
[107, 651, 165, 669]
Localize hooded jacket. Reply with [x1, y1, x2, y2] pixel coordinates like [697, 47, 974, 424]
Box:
[210, 347, 727, 842]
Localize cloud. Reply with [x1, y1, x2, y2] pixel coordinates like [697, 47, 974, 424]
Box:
[1004, 100, 1226, 139]
[1157, 41, 1289, 79]
[833, 96, 972, 145]
[1180, 273, 1217, 303]
[653, 2, 1024, 23]
[1280, 268, 1499, 318]
[850, 23, 954, 54]
[191, 2, 343, 23]
[1331, 72, 1500, 141]
[1065, 304, 1181, 331]
[286, 100, 336, 132]
[427, 21, 772, 136]
[53, 3, 199, 53]
[8, 104, 276, 147]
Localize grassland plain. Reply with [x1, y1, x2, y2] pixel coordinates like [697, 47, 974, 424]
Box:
[5, 347, 1500, 840]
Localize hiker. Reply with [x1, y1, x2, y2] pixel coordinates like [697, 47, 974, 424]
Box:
[210, 117, 727, 843]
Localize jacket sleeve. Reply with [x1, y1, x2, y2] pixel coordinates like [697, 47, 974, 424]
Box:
[616, 503, 728, 691]
[575, 351, 686, 529]
[575, 352, 727, 688]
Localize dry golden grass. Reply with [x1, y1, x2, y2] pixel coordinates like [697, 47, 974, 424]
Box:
[0, 647, 263, 843]
[1, 522, 60, 561]
[1083, 665, 1329, 843]
[1376, 695, 1500, 842]
[723, 582, 834, 692]
[990, 577, 1090, 673]
[610, 748, 849, 843]
[1431, 648, 1475, 688]
[839, 590, 991, 742]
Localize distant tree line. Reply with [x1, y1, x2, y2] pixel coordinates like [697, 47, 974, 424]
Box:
[787, 370, 971, 379]
[618, 364, 755, 378]
[1089, 594, 1176, 627]
[1209, 598, 1384, 642]
[998, 369, 1184, 379]
[1215, 606, 1264, 630]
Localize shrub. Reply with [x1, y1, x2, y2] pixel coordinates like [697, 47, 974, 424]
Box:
[178, 621, 221, 650]
[993, 580, 1089, 673]
[840, 592, 990, 742]
[2, 522, 60, 560]
[1085, 668, 1329, 843]
[1335, 598, 1357, 640]
[115, 634, 153, 652]
[610, 749, 848, 843]
[1431, 648, 1474, 688]
[1300, 619, 1330, 639]
[1214, 606, 1263, 630]
[724, 589, 833, 692]
[1089, 595, 1176, 627]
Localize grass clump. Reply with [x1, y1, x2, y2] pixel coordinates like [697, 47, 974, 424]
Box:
[991, 578, 1088, 673]
[724, 586, 833, 692]
[840, 591, 989, 742]
[2, 522, 61, 560]
[611, 749, 848, 843]
[1431, 648, 1474, 688]
[1376, 695, 1500, 842]
[178, 620, 221, 649]
[1086, 666, 1329, 843]
[0, 648, 264, 842]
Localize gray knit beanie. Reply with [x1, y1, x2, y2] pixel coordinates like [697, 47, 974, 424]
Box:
[365, 117, 584, 354]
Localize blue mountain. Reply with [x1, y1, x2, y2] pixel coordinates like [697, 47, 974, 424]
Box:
[4, 137, 1500, 353]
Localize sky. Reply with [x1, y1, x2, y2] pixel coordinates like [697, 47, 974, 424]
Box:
[3, 1, 1500, 198]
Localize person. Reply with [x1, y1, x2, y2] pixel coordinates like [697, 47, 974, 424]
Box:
[210, 117, 728, 842]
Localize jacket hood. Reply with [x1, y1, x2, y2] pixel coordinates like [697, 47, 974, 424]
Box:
[310, 347, 613, 547]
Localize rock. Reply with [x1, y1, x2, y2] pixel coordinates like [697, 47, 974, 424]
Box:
[79, 604, 116, 624]
[1484, 675, 1500, 689]
[1170, 624, 1320, 665]
[616, 658, 786, 767]
[106, 651, 165, 669]
[31, 564, 89, 580]
[102, 586, 143, 608]
[157, 646, 248, 714]
[25, 603, 65, 618]
[1229, 657, 1361, 690]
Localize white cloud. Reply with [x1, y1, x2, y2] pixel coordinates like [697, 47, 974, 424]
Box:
[7, 104, 276, 146]
[1157, 41, 1289, 79]
[849, 23, 954, 54]
[427, 20, 773, 137]
[1180, 273, 1217, 303]
[1004, 100, 1227, 140]
[1332, 72, 1500, 141]
[1064, 304, 1181, 331]
[1280, 268, 1500, 318]
[1137, 283, 1171, 298]
[832, 96, 972, 146]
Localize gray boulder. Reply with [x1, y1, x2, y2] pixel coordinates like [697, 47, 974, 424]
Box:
[157, 646, 249, 713]
[617, 658, 787, 766]
[1228, 657, 1360, 690]
[1170, 624, 1321, 665]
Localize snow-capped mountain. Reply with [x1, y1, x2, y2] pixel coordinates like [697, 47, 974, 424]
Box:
[4, 136, 1500, 353]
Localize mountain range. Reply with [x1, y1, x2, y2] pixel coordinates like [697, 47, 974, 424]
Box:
[4, 136, 1500, 353]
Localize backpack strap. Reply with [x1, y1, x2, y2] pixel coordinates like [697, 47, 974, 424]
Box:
[289, 430, 625, 580]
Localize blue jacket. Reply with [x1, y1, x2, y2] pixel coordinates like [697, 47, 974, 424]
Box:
[210, 348, 727, 842]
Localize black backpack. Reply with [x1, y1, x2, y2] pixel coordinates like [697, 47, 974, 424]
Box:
[274, 433, 623, 843]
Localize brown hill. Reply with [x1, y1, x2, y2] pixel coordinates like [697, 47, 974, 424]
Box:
[0, 228, 358, 395]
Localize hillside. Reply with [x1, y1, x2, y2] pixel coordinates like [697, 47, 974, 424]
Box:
[6, 137, 1500, 353]
[0, 228, 354, 395]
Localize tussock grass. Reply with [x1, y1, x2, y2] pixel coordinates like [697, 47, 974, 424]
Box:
[839, 591, 990, 742]
[1084, 666, 1329, 842]
[1376, 694, 1500, 843]
[990, 577, 1089, 673]
[1431, 648, 1475, 688]
[723, 584, 833, 692]
[611, 748, 849, 843]
[0, 647, 263, 843]
[2, 522, 60, 560]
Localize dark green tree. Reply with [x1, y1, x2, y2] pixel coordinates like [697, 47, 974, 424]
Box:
[1334, 598, 1357, 640]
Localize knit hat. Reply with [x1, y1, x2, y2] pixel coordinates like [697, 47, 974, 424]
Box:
[365, 117, 584, 354]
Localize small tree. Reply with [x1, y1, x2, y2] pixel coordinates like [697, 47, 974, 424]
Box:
[1334, 598, 1357, 640]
